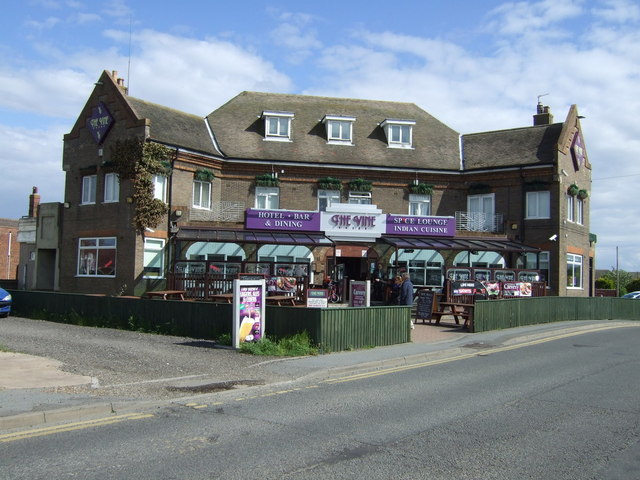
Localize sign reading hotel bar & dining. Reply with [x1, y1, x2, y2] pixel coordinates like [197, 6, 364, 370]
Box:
[246, 207, 455, 240]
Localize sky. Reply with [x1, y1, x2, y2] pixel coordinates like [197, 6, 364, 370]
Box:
[1, 0, 639, 273]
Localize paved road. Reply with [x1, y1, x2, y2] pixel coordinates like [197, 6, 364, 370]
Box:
[1, 324, 639, 479]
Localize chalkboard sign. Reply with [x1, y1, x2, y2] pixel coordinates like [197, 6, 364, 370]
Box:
[415, 289, 436, 322]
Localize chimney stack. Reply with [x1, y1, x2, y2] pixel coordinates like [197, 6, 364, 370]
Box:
[28, 186, 40, 218]
[533, 103, 554, 125]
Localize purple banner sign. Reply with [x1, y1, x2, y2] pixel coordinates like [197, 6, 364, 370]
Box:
[246, 209, 321, 231]
[385, 215, 455, 236]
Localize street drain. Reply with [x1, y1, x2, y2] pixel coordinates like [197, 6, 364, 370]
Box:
[166, 379, 264, 393]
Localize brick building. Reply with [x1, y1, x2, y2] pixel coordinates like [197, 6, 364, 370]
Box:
[43, 70, 594, 297]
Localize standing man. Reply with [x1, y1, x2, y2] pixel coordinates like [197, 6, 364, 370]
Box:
[399, 272, 414, 328]
[372, 263, 385, 301]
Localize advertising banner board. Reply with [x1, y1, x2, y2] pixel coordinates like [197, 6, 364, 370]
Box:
[233, 279, 266, 349]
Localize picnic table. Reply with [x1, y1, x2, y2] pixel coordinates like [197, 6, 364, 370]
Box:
[266, 295, 296, 306]
[208, 293, 234, 303]
[144, 290, 185, 301]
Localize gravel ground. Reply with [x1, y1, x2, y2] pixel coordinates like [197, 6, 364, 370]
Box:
[0, 317, 294, 400]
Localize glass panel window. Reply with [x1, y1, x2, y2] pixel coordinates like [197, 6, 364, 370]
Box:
[567, 253, 583, 288]
[467, 193, 495, 231]
[576, 198, 584, 225]
[267, 117, 290, 138]
[318, 189, 340, 212]
[324, 116, 355, 144]
[104, 173, 119, 203]
[409, 194, 431, 216]
[81, 175, 97, 204]
[263, 111, 293, 141]
[153, 175, 167, 202]
[143, 238, 165, 278]
[193, 180, 211, 209]
[348, 191, 371, 205]
[526, 191, 550, 219]
[77, 237, 116, 277]
[567, 194, 575, 222]
[381, 119, 415, 148]
[255, 186, 280, 209]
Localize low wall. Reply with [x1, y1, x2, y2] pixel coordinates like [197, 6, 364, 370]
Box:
[7, 290, 411, 352]
[474, 297, 640, 332]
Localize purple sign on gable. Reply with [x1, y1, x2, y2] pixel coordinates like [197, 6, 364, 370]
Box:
[246, 209, 321, 231]
[86, 102, 114, 144]
[385, 215, 455, 236]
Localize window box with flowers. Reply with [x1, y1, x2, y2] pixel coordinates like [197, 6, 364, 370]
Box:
[317, 177, 343, 191]
[255, 173, 280, 187]
[348, 178, 372, 192]
[194, 168, 215, 182]
[408, 182, 433, 195]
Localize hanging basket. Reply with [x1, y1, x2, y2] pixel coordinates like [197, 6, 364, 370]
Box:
[567, 184, 579, 196]
[577, 189, 589, 199]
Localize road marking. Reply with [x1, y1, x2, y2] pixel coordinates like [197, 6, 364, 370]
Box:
[324, 323, 639, 385]
[0, 413, 154, 443]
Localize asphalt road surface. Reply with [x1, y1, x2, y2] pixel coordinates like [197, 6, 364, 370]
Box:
[2, 325, 639, 479]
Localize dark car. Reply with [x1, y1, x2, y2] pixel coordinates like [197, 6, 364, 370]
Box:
[0, 287, 11, 317]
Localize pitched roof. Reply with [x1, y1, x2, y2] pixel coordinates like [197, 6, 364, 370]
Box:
[205, 91, 462, 170]
[125, 97, 219, 156]
[462, 123, 563, 170]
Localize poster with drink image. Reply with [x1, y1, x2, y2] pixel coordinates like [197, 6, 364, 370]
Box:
[233, 279, 266, 348]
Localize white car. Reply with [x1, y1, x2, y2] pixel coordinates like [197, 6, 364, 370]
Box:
[621, 291, 640, 299]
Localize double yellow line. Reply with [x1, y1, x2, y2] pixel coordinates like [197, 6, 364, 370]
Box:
[0, 412, 154, 443]
[324, 323, 638, 385]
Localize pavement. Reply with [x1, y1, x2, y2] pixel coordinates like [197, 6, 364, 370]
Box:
[1, 317, 634, 432]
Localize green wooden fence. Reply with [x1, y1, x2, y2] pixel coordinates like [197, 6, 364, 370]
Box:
[474, 297, 640, 332]
[7, 290, 411, 352]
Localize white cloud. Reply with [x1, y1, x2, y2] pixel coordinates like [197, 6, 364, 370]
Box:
[0, 123, 65, 217]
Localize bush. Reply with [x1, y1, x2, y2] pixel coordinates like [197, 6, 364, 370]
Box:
[625, 279, 640, 293]
[239, 331, 318, 356]
[595, 277, 615, 289]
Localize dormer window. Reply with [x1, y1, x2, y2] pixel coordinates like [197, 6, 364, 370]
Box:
[262, 111, 294, 142]
[381, 119, 415, 148]
[323, 115, 355, 145]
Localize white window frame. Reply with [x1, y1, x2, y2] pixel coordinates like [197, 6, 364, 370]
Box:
[567, 253, 583, 289]
[576, 197, 584, 225]
[323, 115, 355, 144]
[263, 111, 294, 142]
[409, 194, 431, 216]
[153, 175, 167, 202]
[348, 191, 371, 205]
[526, 191, 550, 219]
[193, 180, 211, 210]
[77, 237, 116, 277]
[318, 189, 340, 212]
[81, 175, 97, 205]
[255, 186, 280, 209]
[103, 172, 119, 203]
[566, 194, 575, 222]
[381, 119, 415, 148]
[143, 238, 165, 279]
